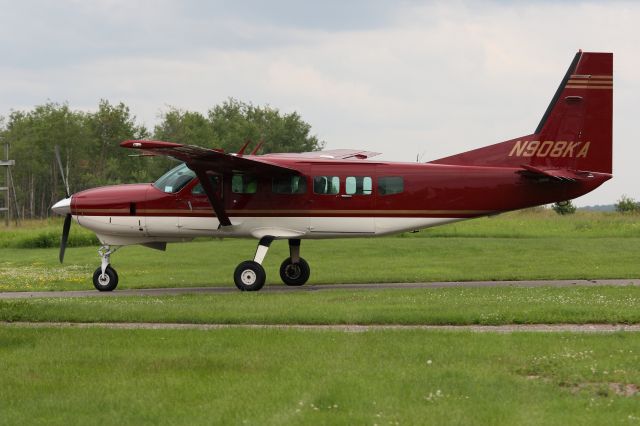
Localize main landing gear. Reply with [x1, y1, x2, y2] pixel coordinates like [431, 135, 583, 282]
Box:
[233, 238, 311, 291]
[92, 245, 119, 291]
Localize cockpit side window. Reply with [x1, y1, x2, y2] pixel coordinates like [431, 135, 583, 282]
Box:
[153, 163, 195, 194]
[191, 175, 222, 196]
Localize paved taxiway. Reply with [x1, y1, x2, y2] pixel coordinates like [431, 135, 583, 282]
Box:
[1, 279, 639, 299]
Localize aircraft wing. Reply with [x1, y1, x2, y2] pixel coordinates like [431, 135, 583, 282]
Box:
[121, 140, 301, 227]
[289, 149, 381, 160]
[120, 140, 300, 175]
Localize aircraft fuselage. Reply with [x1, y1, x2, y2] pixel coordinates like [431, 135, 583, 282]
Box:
[68, 158, 610, 246]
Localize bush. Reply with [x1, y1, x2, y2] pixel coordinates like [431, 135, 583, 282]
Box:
[615, 195, 639, 213]
[552, 200, 576, 215]
[11, 229, 98, 249]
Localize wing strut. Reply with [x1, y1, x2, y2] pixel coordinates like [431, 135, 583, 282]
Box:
[192, 167, 232, 227]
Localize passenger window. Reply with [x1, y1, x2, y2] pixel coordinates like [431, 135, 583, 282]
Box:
[378, 176, 404, 196]
[232, 174, 257, 194]
[313, 176, 340, 195]
[346, 176, 372, 195]
[272, 175, 307, 194]
[191, 175, 221, 195]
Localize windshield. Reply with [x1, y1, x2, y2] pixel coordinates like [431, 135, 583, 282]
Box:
[153, 163, 196, 193]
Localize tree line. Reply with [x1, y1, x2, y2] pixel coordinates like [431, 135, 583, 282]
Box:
[0, 98, 324, 219]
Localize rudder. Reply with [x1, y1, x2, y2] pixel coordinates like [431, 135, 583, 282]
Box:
[431, 51, 613, 175]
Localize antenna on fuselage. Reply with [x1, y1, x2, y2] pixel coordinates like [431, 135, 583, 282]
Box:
[250, 140, 264, 155]
[236, 139, 252, 157]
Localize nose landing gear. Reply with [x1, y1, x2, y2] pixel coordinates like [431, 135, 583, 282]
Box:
[92, 245, 119, 291]
[233, 238, 311, 291]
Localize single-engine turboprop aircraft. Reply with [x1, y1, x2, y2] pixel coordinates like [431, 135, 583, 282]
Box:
[52, 51, 613, 291]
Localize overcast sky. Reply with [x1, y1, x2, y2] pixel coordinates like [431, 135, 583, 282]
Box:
[1, 0, 637, 205]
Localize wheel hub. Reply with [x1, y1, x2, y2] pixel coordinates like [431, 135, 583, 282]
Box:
[241, 270, 257, 285]
[285, 264, 301, 280]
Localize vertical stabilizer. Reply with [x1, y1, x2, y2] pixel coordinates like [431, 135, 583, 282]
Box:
[431, 51, 613, 175]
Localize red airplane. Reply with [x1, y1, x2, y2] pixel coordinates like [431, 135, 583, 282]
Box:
[52, 51, 612, 292]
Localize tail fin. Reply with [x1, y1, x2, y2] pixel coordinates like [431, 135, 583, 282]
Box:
[430, 51, 613, 175]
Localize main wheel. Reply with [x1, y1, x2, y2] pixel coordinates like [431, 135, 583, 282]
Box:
[279, 257, 310, 286]
[92, 265, 119, 291]
[234, 261, 266, 291]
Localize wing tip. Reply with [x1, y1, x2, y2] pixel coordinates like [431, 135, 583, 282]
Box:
[121, 140, 183, 149]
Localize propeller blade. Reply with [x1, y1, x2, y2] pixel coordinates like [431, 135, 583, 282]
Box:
[54, 145, 70, 198]
[59, 213, 71, 263]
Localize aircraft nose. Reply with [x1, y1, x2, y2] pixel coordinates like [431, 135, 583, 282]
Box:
[52, 197, 72, 216]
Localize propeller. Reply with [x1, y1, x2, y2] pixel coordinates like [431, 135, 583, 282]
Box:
[54, 145, 71, 263]
[54, 145, 70, 198]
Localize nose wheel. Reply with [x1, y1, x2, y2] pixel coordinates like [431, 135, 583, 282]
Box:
[233, 237, 272, 291]
[93, 265, 119, 291]
[234, 261, 266, 291]
[93, 245, 119, 291]
[233, 238, 311, 291]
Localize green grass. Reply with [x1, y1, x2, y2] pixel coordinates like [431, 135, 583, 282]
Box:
[1, 236, 640, 292]
[417, 209, 640, 238]
[2, 286, 640, 325]
[1, 326, 640, 425]
[2, 211, 640, 292]
[3, 213, 640, 426]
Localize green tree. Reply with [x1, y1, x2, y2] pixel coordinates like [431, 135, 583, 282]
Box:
[615, 195, 639, 213]
[4, 103, 90, 218]
[207, 98, 324, 153]
[2, 100, 153, 218]
[153, 98, 324, 154]
[154, 108, 214, 147]
[552, 200, 577, 215]
[85, 100, 152, 185]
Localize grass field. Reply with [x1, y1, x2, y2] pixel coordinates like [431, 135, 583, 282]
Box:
[3, 211, 640, 425]
[1, 211, 640, 292]
[1, 327, 640, 425]
[2, 286, 640, 325]
[4, 237, 640, 292]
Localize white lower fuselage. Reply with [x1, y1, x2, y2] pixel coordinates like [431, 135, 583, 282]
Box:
[77, 215, 465, 246]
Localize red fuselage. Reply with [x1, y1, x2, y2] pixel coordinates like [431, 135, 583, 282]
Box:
[71, 158, 609, 222]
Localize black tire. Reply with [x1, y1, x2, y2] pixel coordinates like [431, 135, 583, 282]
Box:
[234, 261, 266, 291]
[279, 257, 310, 286]
[92, 265, 119, 291]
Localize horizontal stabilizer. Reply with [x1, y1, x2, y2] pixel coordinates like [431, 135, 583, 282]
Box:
[518, 164, 608, 182]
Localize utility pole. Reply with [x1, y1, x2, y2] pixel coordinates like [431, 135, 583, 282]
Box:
[1, 142, 15, 227]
